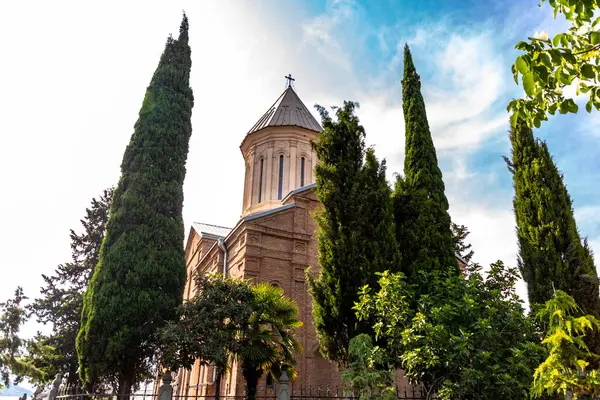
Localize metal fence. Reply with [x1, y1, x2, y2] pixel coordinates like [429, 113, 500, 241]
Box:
[42, 372, 426, 400]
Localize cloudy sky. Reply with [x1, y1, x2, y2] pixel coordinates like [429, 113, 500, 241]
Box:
[1, 0, 600, 340]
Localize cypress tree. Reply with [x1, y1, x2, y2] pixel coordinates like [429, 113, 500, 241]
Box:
[393, 45, 458, 287]
[77, 15, 193, 396]
[508, 119, 600, 320]
[307, 102, 399, 367]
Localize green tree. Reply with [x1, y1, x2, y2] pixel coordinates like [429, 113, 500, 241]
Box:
[159, 278, 302, 400]
[0, 288, 43, 388]
[532, 290, 600, 399]
[340, 334, 395, 400]
[240, 283, 302, 400]
[159, 275, 255, 400]
[508, 0, 600, 128]
[356, 262, 544, 400]
[450, 223, 474, 264]
[307, 101, 399, 366]
[393, 45, 458, 291]
[77, 15, 193, 396]
[506, 120, 600, 323]
[26, 188, 112, 387]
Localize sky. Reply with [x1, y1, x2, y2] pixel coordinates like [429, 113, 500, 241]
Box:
[1, 0, 600, 342]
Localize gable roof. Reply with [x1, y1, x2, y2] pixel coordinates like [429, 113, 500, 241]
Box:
[191, 222, 231, 240]
[247, 87, 322, 135]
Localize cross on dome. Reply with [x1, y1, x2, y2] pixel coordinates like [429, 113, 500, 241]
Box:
[284, 74, 295, 88]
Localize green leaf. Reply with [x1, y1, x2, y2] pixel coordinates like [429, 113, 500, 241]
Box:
[581, 64, 596, 79]
[591, 31, 600, 45]
[510, 110, 520, 127]
[533, 116, 541, 128]
[516, 56, 530, 75]
[523, 73, 536, 96]
[560, 100, 570, 114]
[553, 33, 564, 47]
[548, 102, 558, 115]
[540, 52, 553, 67]
[567, 98, 579, 113]
[586, 99, 592, 112]
[563, 51, 577, 64]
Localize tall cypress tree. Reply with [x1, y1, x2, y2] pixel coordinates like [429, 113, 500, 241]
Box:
[394, 45, 458, 287]
[308, 102, 399, 367]
[508, 119, 600, 320]
[77, 15, 193, 396]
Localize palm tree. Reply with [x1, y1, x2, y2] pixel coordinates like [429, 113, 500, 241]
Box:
[239, 283, 303, 400]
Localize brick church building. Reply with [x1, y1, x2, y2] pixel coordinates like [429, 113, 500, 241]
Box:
[174, 81, 466, 398]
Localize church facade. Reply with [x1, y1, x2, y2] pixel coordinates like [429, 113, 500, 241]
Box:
[174, 82, 466, 398]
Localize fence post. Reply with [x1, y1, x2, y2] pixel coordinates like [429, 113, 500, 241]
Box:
[276, 372, 289, 400]
[46, 373, 63, 400]
[158, 371, 174, 400]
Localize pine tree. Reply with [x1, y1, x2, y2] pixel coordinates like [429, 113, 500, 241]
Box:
[507, 119, 600, 320]
[393, 45, 458, 288]
[451, 223, 474, 264]
[307, 102, 399, 366]
[27, 188, 112, 387]
[77, 15, 193, 396]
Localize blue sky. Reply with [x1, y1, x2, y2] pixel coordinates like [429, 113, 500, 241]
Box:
[1, 0, 599, 344]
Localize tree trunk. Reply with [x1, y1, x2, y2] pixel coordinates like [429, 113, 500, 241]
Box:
[66, 361, 79, 387]
[214, 370, 222, 400]
[243, 365, 259, 400]
[117, 373, 134, 400]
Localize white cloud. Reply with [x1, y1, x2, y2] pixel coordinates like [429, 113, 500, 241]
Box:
[0, 0, 547, 343]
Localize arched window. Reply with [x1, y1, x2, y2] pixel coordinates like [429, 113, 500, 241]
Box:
[258, 158, 264, 203]
[278, 155, 284, 200]
[300, 157, 305, 187]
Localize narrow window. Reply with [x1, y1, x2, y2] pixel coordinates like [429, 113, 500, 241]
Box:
[300, 157, 305, 187]
[278, 155, 284, 200]
[258, 158, 264, 203]
[266, 373, 274, 388]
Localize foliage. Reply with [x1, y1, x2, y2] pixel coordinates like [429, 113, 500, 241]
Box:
[450, 223, 474, 264]
[508, 0, 600, 128]
[159, 275, 255, 397]
[355, 262, 544, 400]
[307, 101, 400, 366]
[25, 188, 112, 387]
[0, 288, 43, 388]
[77, 15, 193, 396]
[393, 45, 458, 294]
[159, 277, 302, 400]
[506, 119, 600, 341]
[341, 334, 395, 400]
[532, 290, 600, 399]
[240, 283, 302, 400]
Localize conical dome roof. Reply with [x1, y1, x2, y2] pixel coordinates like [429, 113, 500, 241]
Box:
[247, 86, 322, 134]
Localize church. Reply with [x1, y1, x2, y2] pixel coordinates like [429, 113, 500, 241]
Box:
[174, 78, 467, 398]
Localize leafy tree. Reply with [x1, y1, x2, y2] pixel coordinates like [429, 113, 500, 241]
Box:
[355, 262, 544, 400]
[77, 15, 193, 396]
[159, 275, 255, 399]
[508, 0, 600, 128]
[393, 45, 458, 294]
[506, 120, 600, 330]
[340, 334, 395, 400]
[307, 101, 400, 366]
[450, 223, 474, 264]
[26, 188, 112, 387]
[0, 288, 43, 388]
[159, 277, 302, 400]
[240, 283, 302, 400]
[532, 290, 600, 399]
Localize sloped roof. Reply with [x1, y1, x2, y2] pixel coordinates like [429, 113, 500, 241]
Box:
[247, 87, 322, 134]
[191, 222, 231, 239]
